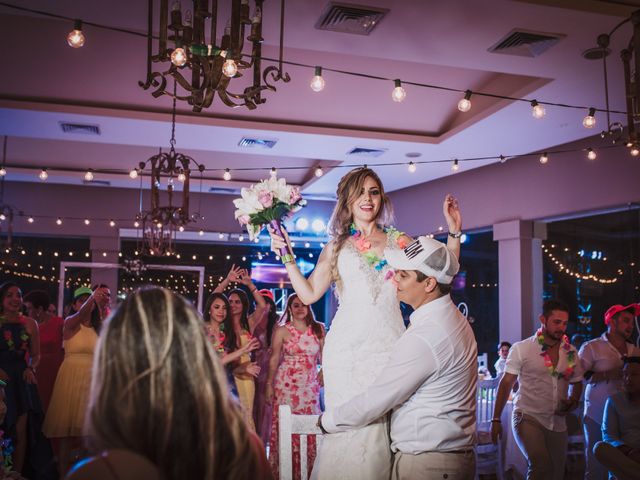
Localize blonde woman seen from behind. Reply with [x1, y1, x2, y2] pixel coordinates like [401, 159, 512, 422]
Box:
[67, 287, 273, 480]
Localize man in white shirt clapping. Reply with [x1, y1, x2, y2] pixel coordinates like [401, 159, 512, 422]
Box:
[579, 303, 640, 480]
[491, 300, 584, 480]
[319, 236, 478, 480]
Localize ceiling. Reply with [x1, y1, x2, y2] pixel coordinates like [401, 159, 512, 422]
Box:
[0, 0, 634, 198]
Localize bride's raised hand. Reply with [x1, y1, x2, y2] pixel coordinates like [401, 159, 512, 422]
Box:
[443, 194, 462, 233]
[268, 225, 293, 255]
[225, 264, 242, 283]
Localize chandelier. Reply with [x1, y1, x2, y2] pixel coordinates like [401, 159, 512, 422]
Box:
[595, 10, 640, 149]
[137, 91, 205, 256]
[139, 0, 290, 112]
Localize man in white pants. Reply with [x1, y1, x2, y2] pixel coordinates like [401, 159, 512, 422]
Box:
[319, 236, 478, 480]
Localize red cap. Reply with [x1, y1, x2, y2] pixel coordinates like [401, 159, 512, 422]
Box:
[258, 289, 274, 301]
[604, 303, 640, 325]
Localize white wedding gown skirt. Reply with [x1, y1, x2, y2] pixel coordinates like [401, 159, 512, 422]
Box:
[311, 241, 405, 480]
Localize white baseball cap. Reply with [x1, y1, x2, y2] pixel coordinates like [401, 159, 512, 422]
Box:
[384, 236, 459, 284]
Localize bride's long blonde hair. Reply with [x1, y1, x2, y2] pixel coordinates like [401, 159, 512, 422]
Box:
[327, 167, 393, 292]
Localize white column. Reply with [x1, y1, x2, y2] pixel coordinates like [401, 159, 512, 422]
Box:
[493, 220, 546, 343]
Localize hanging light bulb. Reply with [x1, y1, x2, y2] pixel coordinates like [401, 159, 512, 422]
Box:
[170, 47, 187, 67]
[222, 58, 238, 77]
[457, 90, 472, 112]
[270, 167, 277, 177]
[408, 161, 417, 173]
[315, 166, 324, 177]
[539, 152, 549, 164]
[391, 79, 406, 103]
[84, 219, 91, 225]
[310, 66, 325, 92]
[67, 20, 85, 48]
[631, 145, 640, 157]
[27, 216, 34, 223]
[39, 168, 48, 181]
[531, 100, 546, 119]
[109, 219, 116, 227]
[198, 229, 204, 236]
[177, 171, 186, 182]
[451, 159, 459, 172]
[223, 168, 231, 181]
[56, 218, 62, 225]
[238, 235, 244, 242]
[583, 107, 596, 129]
[587, 148, 597, 160]
[129, 168, 139, 179]
[178, 225, 185, 232]
[134, 221, 140, 228]
[0, 214, 5, 221]
[84, 169, 94, 181]
[0, 167, 6, 176]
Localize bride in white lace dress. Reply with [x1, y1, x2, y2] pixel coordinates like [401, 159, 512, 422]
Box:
[270, 168, 462, 479]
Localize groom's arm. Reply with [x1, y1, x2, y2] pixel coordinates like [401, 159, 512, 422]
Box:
[321, 333, 437, 433]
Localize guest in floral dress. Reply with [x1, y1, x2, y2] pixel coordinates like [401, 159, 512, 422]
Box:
[266, 294, 324, 480]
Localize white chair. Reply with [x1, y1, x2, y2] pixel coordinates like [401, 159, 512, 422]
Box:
[475, 377, 504, 480]
[278, 404, 324, 480]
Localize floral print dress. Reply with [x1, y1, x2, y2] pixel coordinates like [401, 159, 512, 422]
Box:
[269, 323, 321, 480]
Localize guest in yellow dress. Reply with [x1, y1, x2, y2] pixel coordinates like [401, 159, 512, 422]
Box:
[43, 285, 111, 475]
[214, 265, 267, 430]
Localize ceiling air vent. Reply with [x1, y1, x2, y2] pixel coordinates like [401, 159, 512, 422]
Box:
[238, 137, 277, 149]
[209, 187, 239, 195]
[59, 122, 101, 135]
[346, 147, 387, 158]
[315, 2, 388, 35]
[488, 29, 565, 57]
[83, 179, 111, 186]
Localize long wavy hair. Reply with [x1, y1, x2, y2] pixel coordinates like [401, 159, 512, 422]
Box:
[204, 292, 235, 351]
[327, 167, 394, 292]
[85, 287, 255, 480]
[279, 293, 324, 341]
[263, 297, 278, 347]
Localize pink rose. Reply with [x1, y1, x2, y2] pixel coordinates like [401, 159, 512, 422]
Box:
[258, 190, 273, 208]
[289, 187, 301, 205]
[238, 215, 250, 225]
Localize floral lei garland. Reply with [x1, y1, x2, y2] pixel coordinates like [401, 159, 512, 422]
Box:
[350, 224, 407, 271]
[536, 328, 576, 380]
[206, 324, 226, 356]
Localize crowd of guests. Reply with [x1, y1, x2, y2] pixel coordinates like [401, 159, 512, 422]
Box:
[491, 301, 640, 480]
[0, 270, 638, 480]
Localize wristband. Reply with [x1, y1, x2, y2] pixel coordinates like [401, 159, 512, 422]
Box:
[448, 231, 463, 239]
[490, 418, 501, 423]
[280, 253, 295, 264]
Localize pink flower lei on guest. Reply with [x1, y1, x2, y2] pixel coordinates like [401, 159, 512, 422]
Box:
[536, 328, 576, 380]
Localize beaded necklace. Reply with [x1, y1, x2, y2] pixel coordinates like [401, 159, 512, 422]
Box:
[349, 223, 407, 271]
[536, 328, 576, 380]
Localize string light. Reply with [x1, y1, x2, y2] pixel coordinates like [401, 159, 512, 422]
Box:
[84, 169, 94, 181]
[0, 167, 6, 176]
[170, 47, 187, 67]
[38, 168, 48, 181]
[0, 214, 5, 221]
[314, 166, 324, 177]
[310, 66, 325, 92]
[27, 216, 34, 223]
[178, 226, 185, 232]
[458, 90, 472, 112]
[539, 152, 549, 164]
[407, 161, 417, 173]
[583, 107, 597, 129]
[531, 100, 546, 119]
[222, 58, 238, 78]
[223, 168, 231, 181]
[270, 167, 277, 177]
[67, 19, 85, 48]
[109, 219, 116, 227]
[129, 168, 138, 179]
[133, 221, 140, 228]
[631, 145, 640, 157]
[177, 171, 186, 182]
[391, 79, 406, 103]
[587, 148, 597, 160]
[56, 218, 62, 225]
[238, 235, 244, 242]
[451, 159, 459, 172]
[84, 219, 90, 225]
[198, 229, 204, 236]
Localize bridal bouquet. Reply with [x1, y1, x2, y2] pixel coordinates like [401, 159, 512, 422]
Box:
[233, 175, 306, 262]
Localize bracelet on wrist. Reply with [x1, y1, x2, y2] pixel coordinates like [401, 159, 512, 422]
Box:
[448, 231, 463, 239]
[280, 253, 295, 264]
[490, 418, 501, 423]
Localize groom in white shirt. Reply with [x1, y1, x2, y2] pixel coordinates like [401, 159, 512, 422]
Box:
[319, 236, 478, 480]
